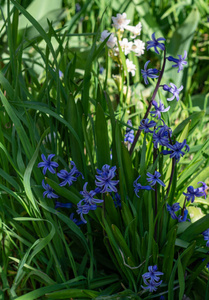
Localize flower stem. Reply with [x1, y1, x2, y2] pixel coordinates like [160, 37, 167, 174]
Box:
[165, 134, 175, 199]
[166, 158, 176, 198]
[154, 147, 158, 241]
[129, 49, 167, 155]
[181, 197, 187, 216]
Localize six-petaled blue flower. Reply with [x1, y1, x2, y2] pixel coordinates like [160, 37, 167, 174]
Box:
[167, 202, 180, 220]
[146, 171, 166, 187]
[80, 182, 104, 205]
[163, 83, 183, 101]
[162, 139, 190, 162]
[139, 118, 156, 133]
[42, 180, 59, 199]
[134, 175, 153, 197]
[150, 100, 170, 119]
[95, 164, 119, 193]
[141, 60, 159, 85]
[141, 265, 164, 293]
[147, 32, 166, 54]
[76, 201, 97, 224]
[38, 154, 59, 175]
[57, 161, 83, 187]
[167, 51, 187, 73]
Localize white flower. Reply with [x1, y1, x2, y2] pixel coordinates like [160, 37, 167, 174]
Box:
[118, 38, 133, 55]
[100, 30, 117, 48]
[132, 39, 145, 56]
[112, 13, 130, 31]
[126, 59, 136, 76]
[125, 22, 142, 39]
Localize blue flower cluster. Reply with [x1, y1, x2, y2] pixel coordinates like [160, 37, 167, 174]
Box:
[167, 182, 208, 222]
[141, 33, 187, 85]
[95, 164, 119, 193]
[183, 182, 208, 203]
[202, 229, 209, 247]
[38, 154, 119, 224]
[134, 172, 165, 197]
[124, 120, 134, 144]
[141, 265, 164, 292]
[167, 203, 189, 222]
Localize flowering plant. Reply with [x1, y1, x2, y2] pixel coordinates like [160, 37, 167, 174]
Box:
[34, 19, 209, 299]
[1, 2, 209, 299]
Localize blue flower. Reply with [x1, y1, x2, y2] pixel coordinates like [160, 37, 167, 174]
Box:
[124, 120, 134, 144]
[197, 181, 208, 198]
[42, 180, 59, 199]
[147, 33, 166, 54]
[146, 171, 165, 187]
[80, 182, 104, 205]
[178, 209, 190, 222]
[57, 161, 83, 187]
[133, 175, 153, 197]
[55, 201, 72, 209]
[70, 213, 85, 226]
[38, 154, 59, 175]
[150, 100, 170, 119]
[167, 202, 180, 220]
[167, 51, 187, 73]
[202, 229, 209, 247]
[163, 83, 183, 101]
[153, 125, 171, 149]
[76, 201, 97, 224]
[75, 3, 81, 13]
[57, 169, 77, 187]
[141, 60, 159, 85]
[162, 139, 189, 162]
[111, 192, 121, 208]
[139, 118, 156, 133]
[95, 164, 119, 193]
[99, 66, 104, 74]
[141, 265, 163, 293]
[183, 182, 208, 203]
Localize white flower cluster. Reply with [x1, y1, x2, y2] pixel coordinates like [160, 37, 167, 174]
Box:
[100, 13, 145, 77]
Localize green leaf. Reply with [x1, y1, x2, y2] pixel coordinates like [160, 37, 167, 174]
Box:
[40, 203, 90, 255]
[111, 224, 136, 268]
[181, 241, 196, 274]
[178, 257, 185, 300]
[64, 94, 84, 175]
[105, 194, 120, 228]
[95, 103, 110, 169]
[180, 214, 209, 242]
[0, 90, 33, 159]
[121, 143, 134, 198]
[173, 111, 205, 137]
[162, 226, 177, 282]
[45, 288, 99, 298]
[165, 8, 200, 87]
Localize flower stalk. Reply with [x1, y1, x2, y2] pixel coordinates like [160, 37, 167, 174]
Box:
[129, 49, 167, 155]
